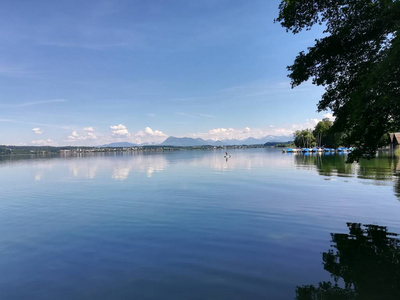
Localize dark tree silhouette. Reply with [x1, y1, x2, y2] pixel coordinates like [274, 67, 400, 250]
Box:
[277, 0, 400, 162]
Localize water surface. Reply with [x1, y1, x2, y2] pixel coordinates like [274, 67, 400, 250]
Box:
[0, 149, 399, 299]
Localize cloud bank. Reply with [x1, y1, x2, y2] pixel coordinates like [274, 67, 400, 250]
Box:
[31, 139, 55, 146]
[189, 119, 324, 141]
[49, 117, 333, 146]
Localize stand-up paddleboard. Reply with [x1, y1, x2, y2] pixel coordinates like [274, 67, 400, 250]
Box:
[224, 155, 231, 158]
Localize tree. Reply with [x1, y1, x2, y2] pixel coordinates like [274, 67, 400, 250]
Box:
[276, 0, 400, 162]
[313, 118, 333, 146]
[294, 129, 316, 147]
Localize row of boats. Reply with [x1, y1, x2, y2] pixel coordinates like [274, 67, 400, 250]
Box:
[283, 147, 353, 153]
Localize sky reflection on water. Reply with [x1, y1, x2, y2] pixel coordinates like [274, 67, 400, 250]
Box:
[0, 149, 296, 181]
[0, 149, 400, 299]
[1, 149, 399, 189]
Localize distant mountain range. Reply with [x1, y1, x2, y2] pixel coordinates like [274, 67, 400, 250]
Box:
[160, 137, 213, 147]
[100, 142, 138, 147]
[160, 135, 292, 146]
[101, 135, 292, 147]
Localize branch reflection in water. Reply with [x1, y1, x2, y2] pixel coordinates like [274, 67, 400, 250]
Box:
[292, 152, 400, 199]
[296, 223, 400, 300]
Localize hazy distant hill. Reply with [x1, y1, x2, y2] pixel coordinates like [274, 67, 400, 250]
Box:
[160, 137, 215, 147]
[217, 135, 292, 146]
[100, 135, 293, 148]
[100, 142, 137, 147]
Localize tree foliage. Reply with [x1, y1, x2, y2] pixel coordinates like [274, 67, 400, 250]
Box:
[294, 128, 316, 147]
[277, 0, 400, 162]
[294, 118, 342, 147]
[313, 118, 333, 146]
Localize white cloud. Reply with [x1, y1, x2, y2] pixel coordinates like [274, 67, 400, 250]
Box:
[133, 127, 167, 144]
[209, 128, 229, 135]
[323, 112, 336, 121]
[31, 139, 54, 146]
[67, 127, 98, 142]
[110, 124, 130, 137]
[86, 132, 96, 139]
[290, 119, 322, 132]
[191, 128, 249, 140]
[83, 127, 95, 132]
[104, 125, 167, 144]
[32, 128, 43, 134]
[144, 127, 166, 137]
[145, 127, 155, 135]
[62, 125, 167, 146]
[204, 127, 258, 140]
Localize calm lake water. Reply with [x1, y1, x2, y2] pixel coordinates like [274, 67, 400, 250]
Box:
[0, 148, 400, 299]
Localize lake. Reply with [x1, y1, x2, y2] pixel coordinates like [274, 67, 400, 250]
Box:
[1, 148, 399, 299]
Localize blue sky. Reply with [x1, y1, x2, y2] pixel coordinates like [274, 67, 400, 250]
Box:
[0, 0, 330, 146]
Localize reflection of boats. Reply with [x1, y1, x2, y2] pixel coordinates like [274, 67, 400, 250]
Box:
[337, 147, 353, 152]
[282, 148, 301, 153]
[283, 147, 355, 154]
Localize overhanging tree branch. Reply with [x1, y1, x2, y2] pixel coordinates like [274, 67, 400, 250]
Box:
[277, 0, 400, 162]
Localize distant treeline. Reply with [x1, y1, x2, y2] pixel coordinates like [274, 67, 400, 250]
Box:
[0, 142, 293, 155]
[0, 146, 84, 155]
[266, 142, 293, 148]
